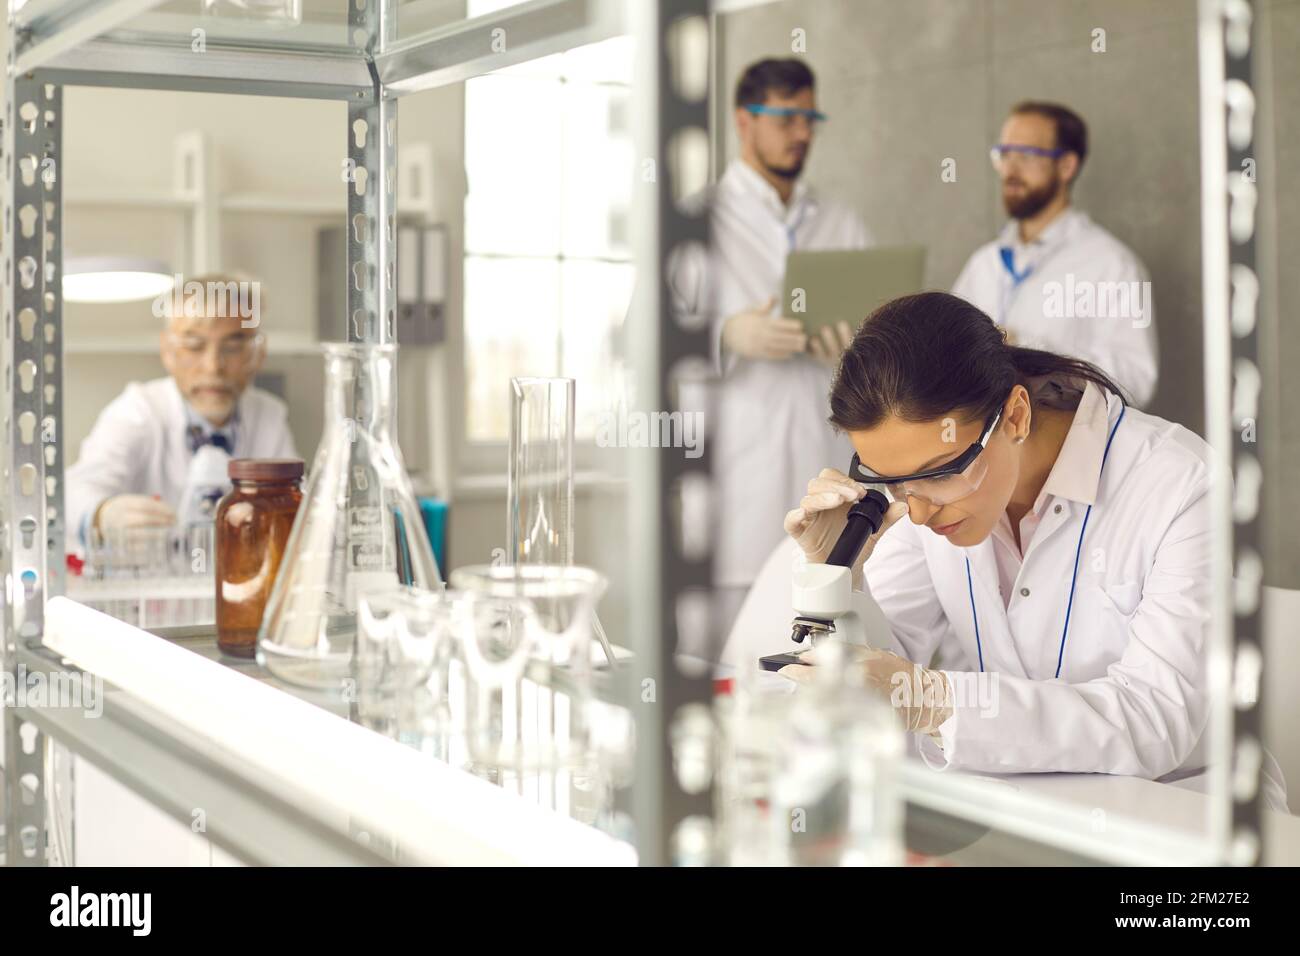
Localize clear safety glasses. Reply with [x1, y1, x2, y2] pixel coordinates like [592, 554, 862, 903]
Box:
[849, 407, 1003, 507]
[989, 143, 1065, 172]
[166, 331, 264, 368]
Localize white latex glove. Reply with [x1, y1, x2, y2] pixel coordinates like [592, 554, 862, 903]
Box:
[778, 644, 954, 734]
[783, 468, 908, 588]
[721, 296, 807, 361]
[94, 494, 176, 533]
[806, 320, 855, 369]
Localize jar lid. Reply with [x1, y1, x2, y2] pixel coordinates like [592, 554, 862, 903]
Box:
[228, 458, 304, 481]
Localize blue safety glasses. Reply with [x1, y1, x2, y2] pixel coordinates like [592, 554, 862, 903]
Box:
[743, 104, 828, 128]
[989, 143, 1066, 169]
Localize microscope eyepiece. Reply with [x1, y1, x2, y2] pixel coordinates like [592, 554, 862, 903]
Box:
[825, 488, 890, 568]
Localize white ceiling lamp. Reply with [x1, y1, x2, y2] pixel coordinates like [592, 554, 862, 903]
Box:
[63, 257, 174, 304]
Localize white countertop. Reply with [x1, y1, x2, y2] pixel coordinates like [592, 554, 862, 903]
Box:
[909, 762, 1300, 866]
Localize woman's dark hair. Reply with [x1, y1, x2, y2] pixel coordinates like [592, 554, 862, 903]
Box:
[828, 291, 1127, 431]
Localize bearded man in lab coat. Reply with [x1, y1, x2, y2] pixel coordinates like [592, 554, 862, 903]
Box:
[670, 58, 872, 633]
[953, 101, 1158, 406]
[66, 274, 298, 552]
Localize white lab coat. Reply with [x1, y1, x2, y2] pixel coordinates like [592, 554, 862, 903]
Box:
[952, 208, 1158, 407]
[671, 158, 871, 589]
[862, 382, 1288, 811]
[65, 377, 298, 551]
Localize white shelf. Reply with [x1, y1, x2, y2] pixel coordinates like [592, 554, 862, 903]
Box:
[65, 191, 197, 210]
[65, 333, 324, 356]
[220, 193, 343, 216]
[65, 192, 345, 216]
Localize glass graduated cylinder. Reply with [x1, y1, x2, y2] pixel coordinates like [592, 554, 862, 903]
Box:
[508, 378, 575, 566]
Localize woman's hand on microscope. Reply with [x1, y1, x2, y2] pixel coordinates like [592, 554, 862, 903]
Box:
[784, 468, 908, 584]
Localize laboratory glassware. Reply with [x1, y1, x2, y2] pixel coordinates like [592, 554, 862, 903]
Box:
[507, 377, 575, 566]
[86, 525, 171, 578]
[76, 517, 217, 627]
[258, 343, 441, 689]
[720, 641, 904, 867]
[448, 565, 606, 800]
[214, 458, 304, 658]
[507, 376, 616, 664]
[355, 587, 455, 757]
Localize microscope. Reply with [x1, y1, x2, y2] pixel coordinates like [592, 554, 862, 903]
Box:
[760, 489, 894, 671]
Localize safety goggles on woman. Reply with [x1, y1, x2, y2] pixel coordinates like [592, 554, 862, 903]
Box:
[848, 407, 1003, 506]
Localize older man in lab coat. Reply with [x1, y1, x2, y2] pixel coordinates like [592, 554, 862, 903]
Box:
[670, 58, 872, 633]
[953, 102, 1158, 407]
[66, 274, 297, 552]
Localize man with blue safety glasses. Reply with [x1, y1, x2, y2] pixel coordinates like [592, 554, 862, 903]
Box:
[952, 102, 1158, 407]
[667, 58, 872, 634]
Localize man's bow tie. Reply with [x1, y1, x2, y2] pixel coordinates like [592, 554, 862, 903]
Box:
[188, 426, 232, 454]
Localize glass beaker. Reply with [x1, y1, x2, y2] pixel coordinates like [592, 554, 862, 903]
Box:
[449, 565, 606, 809]
[355, 587, 455, 759]
[258, 343, 441, 689]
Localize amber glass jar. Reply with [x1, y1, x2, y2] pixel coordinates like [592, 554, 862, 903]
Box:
[215, 459, 304, 658]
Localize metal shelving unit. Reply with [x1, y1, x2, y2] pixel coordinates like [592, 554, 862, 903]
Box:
[0, 0, 1267, 868]
[0, 0, 686, 867]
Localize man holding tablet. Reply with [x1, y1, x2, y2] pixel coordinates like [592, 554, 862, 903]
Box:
[669, 57, 872, 633]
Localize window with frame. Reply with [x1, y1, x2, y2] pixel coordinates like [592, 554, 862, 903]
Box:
[462, 12, 635, 448]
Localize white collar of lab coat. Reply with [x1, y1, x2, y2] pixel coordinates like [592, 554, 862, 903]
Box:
[1033, 380, 1118, 508]
[722, 157, 815, 225]
[997, 205, 1090, 255]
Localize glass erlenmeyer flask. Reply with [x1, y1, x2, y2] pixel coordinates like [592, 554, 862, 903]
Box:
[258, 343, 441, 689]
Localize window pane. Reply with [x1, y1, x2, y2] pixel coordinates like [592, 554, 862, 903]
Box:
[561, 82, 634, 259]
[465, 256, 561, 442]
[562, 35, 635, 85]
[464, 75, 562, 256]
[560, 260, 634, 441]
